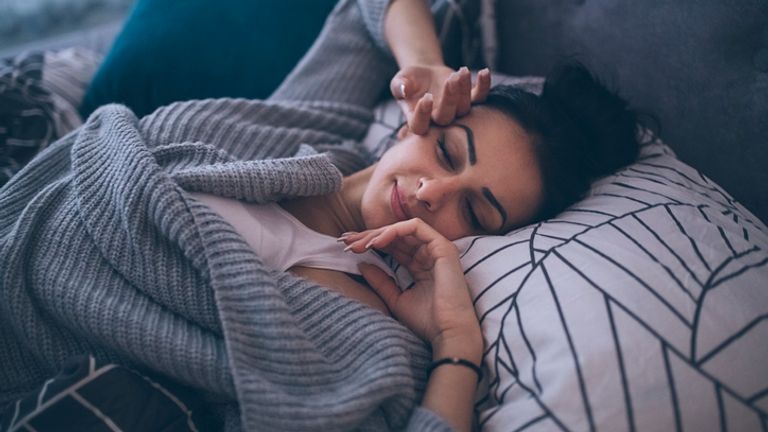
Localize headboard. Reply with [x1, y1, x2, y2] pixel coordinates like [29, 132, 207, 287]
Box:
[493, 0, 768, 224]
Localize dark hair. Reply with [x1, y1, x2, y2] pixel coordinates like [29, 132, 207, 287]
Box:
[482, 62, 642, 221]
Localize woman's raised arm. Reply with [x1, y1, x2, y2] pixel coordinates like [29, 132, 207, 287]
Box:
[270, 0, 488, 130]
[384, 0, 491, 134]
[268, 0, 397, 109]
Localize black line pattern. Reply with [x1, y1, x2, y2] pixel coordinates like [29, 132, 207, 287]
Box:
[662, 343, 683, 432]
[606, 296, 636, 432]
[361, 83, 768, 431]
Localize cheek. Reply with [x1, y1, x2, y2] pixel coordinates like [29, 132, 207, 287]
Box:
[371, 141, 430, 183]
[427, 208, 470, 241]
[359, 178, 391, 229]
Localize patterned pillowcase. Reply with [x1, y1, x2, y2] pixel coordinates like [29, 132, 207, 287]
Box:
[0, 355, 213, 431]
[360, 75, 768, 431]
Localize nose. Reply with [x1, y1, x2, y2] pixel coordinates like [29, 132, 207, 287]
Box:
[416, 176, 461, 211]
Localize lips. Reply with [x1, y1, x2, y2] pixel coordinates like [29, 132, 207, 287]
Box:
[390, 183, 411, 221]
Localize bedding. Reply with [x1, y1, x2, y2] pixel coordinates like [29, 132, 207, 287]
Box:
[0, 48, 99, 188]
[466, 140, 768, 431]
[0, 98, 437, 431]
[1, 355, 212, 431]
[0, 51, 53, 187]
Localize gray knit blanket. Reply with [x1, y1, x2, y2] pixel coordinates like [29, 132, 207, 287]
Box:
[0, 101, 433, 431]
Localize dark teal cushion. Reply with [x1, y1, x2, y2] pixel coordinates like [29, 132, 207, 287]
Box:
[80, 0, 337, 118]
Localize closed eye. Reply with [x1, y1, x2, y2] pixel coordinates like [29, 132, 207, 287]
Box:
[437, 131, 455, 170]
[466, 199, 482, 231]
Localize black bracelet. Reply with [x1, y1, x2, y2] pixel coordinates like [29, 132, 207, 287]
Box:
[427, 357, 483, 382]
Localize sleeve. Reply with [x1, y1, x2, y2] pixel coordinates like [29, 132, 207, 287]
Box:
[269, 0, 462, 111]
[355, 0, 396, 56]
[268, 0, 397, 110]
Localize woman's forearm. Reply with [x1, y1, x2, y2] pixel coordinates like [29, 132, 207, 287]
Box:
[383, 0, 489, 132]
[420, 330, 484, 432]
[384, 0, 444, 67]
[345, 219, 484, 431]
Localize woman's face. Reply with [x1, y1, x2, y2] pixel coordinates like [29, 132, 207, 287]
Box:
[360, 107, 544, 240]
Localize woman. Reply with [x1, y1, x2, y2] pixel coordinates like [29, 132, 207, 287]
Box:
[192, 0, 639, 429]
[0, 0, 639, 430]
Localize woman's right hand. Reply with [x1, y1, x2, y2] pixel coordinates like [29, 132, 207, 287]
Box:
[340, 218, 482, 360]
[390, 65, 491, 136]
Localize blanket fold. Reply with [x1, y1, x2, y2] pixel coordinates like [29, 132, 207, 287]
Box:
[0, 103, 430, 431]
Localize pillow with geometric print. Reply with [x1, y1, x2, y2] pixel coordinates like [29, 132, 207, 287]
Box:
[361, 73, 768, 431]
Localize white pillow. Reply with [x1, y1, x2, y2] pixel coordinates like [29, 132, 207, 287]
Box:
[361, 75, 768, 431]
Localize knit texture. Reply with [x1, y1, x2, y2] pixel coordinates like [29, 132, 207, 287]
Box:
[0, 0, 457, 430]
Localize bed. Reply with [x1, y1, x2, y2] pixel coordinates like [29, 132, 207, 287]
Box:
[1, 0, 767, 430]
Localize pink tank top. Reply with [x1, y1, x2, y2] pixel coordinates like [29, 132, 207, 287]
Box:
[190, 192, 394, 278]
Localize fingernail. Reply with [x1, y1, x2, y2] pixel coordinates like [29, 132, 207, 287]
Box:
[336, 236, 348, 242]
[400, 83, 407, 98]
[343, 245, 353, 252]
[365, 234, 383, 249]
[423, 92, 433, 102]
[460, 66, 469, 74]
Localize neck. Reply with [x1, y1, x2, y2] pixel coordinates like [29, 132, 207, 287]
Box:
[337, 164, 374, 233]
[280, 164, 374, 237]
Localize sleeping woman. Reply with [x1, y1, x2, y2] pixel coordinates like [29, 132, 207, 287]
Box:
[0, 0, 640, 430]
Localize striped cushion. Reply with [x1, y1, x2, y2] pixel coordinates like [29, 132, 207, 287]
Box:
[361, 74, 768, 431]
[0, 48, 98, 187]
[0, 51, 55, 186]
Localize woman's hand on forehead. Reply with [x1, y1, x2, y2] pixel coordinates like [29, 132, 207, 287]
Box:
[390, 65, 491, 135]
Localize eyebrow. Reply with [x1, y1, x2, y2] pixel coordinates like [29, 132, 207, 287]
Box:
[452, 123, 508, 231]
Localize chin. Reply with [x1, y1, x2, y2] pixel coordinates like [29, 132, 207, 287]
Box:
[365, 208, 395, 230]
[361, 183, 398, 230]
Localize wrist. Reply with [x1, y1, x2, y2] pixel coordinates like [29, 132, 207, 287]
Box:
[431, 326, 483, 365]
[427, 357, 483, 383]
[396, 53, 445, 69]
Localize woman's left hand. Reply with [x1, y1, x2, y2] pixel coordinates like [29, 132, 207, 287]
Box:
[340, 218, 481, 354]
[390, 65, 491, 136]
